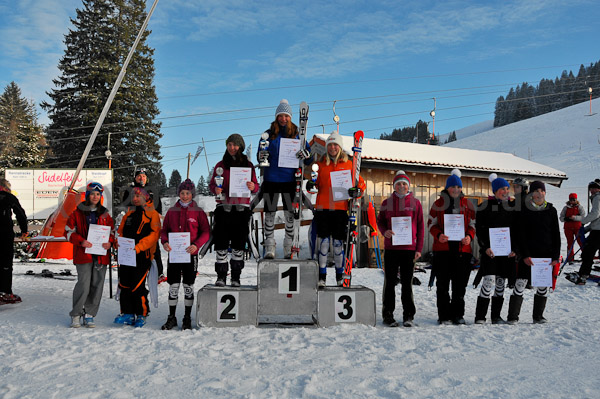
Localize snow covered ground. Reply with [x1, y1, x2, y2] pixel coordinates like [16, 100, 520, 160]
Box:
[3, 100, 600, 398]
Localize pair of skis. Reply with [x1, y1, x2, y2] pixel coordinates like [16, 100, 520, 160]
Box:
[290, 102, 310, 257]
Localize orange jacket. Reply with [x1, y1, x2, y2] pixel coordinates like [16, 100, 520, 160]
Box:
[118, 203, 161, 260]
[314, 158, 366, 211]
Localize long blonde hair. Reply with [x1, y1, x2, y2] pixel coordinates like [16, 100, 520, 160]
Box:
[322, 145, 349, 165]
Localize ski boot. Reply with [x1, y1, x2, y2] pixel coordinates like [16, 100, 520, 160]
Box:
[182, 316, 192, 330]
[161, 315, 177, 330]
[114, 313, 135, 325]
[133, 315, 147, 328]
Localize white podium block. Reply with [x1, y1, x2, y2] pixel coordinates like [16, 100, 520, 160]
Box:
[257, 259, 318, 324]
[317, 285, 376, 327]
[196, 285, 258, 327]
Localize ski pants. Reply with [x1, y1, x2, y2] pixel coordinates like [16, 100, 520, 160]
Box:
[70, 260, 107, 317]
[579, 230, 600, 277]
[213, 205, 251, 252]
[382, 249, 416, 321]
[432, 251, 471, 321]
[314, 210, 347, 272]
[0, 238, 14, 294]
[118, 262, 150, 316]
[167, 256, 198, 308]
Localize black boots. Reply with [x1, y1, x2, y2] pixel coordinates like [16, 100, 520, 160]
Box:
[161, 315, 177, 330]
[474, 296, 490, 324]
[215, 262, 228, 287]
[507, 295, 524, 325]
[532, 294, 548, 324]
[491, 296, 506, 324]
[230, 259, 244, 287]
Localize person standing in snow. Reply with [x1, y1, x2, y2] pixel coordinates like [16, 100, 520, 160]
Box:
[559, 193, 586, 264]
[208, 134, 259, 286]
[508, 181, 560, 324]
[377, 171, 424, 327]
[474, 174, 517, 324]
[507, 176, 529, 288]
[305, 131, 366, 287]
[64, 182, 114, 328]
[571, 179, 600, 285]
[255, 99, 313, 259]
[160, 179, 210, 330]
[0, 179, 28, 305]
[428, 169, 476, 325]
[113, 187, 161, 328]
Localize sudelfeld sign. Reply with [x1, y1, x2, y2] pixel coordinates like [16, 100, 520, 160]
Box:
[5, 169, 113, 219]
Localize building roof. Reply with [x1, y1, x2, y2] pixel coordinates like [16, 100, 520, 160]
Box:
[310, 133, 567, 184]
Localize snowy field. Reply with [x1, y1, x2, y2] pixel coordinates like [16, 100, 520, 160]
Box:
[3, 100, 600, 398]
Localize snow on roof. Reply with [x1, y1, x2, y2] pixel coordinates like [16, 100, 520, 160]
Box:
[311, 133, 567, 180]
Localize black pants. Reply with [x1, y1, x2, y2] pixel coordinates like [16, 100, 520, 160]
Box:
[166, 255, 198, 285]
[432, 251, 471, 321]
[261, 181, 296, 212]
[579, 230, 600, 276]
[118, 262, 150, 316]
[314, 209, 347, 240]
[382, 250, 416, 321]
[213, 206, 251, 251]
[0, 237, 14, 294]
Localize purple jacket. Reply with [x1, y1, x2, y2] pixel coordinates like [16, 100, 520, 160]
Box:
[160, 200, 210, 255]
[377, 192, 424, 252]
[209, 160, 259, 206]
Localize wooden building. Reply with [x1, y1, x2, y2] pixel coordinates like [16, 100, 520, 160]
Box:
[309, 133, 568, 260]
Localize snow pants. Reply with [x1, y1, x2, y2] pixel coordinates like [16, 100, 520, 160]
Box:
[432, 251, 471, 322]
[579, 230, 600, 277]
[382, 250, 416, 322]
[0, 238, 14, 294]
[70, 259, 107, 317]
[118, 262, 150, 316]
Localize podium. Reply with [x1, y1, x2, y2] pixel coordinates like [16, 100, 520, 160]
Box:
[196, 259, 376, 328]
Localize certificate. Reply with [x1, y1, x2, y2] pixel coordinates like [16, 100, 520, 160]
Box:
[168, 232, 191, 263]
[391, 216, 412, 246]
[330, 170, 352, 201]
[229, 167, 251, 198]
[444, 214, 465, 241]
[277, 138, 301, 169]
[489, 227, 511, 256]
[531, 258, 553, 287]
[118, 237, 136, 267]
[84, 224, 111, 255]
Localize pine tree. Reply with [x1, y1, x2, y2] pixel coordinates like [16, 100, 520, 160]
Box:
[197, 175, 210, 196]
[169, 169, 182, 191]
[41, 0, 162, 194]
[0, 82, 46, 172]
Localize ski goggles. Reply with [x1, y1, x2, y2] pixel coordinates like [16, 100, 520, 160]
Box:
[135, 168, 147, 177]
[86, 182, 104, 193]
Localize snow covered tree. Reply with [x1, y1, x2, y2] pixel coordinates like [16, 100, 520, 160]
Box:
[168, 169, 182, 191]
[197, 175, 210, 196]
[41, 0, 162, 192]
[0, 82, 46, 172]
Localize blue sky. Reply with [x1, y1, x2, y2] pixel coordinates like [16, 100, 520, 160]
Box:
[1, 0, 599, 184]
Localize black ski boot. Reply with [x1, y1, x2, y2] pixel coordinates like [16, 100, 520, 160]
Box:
[230, 259, 244, 287]
[491, 296, 506, 324]
[182, 316, 192, 330]
[161, 315, 177, 330]
[382, 312, 399, 327]
[214, 262, 228, 287]
[474, 296, 490, 324]
[532, 294, 548, 324]
[506, 295, 523, 325]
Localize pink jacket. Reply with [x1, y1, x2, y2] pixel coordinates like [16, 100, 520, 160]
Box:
[377, 192, 424, 252]
[209, 160, 259, 206]
[160, 200, 210, 255]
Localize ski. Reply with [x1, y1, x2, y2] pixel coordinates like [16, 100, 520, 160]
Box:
[342, 130, 364, 287]
[18, 269, 77, 281]
[290, 101, 309, 258]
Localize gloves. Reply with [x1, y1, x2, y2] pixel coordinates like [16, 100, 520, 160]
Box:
[296, 148, 311, 160]
[564, 217, 573, 222]
[348, 187, 362, 199]
[306, 181, 317, 193]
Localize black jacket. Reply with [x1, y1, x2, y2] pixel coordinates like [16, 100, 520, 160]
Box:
[0, 191, 28, 236]
[517, 201, 561, 261]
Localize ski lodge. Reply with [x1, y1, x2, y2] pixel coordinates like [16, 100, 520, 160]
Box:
[309, 133, 568, 265]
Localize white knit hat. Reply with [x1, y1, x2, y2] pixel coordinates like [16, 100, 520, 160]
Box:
[275, 99, 292, 118]
[326, 131, 344, 148]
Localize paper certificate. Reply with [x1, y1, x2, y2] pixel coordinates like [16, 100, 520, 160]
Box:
[391, 216, 412, 246]
[229, 167, 252, 198]
[531, 258, 553, 287]
[278, 138, 301, 169]
[118, 237, 136, 267]
[330, 170, 353, 201]
[444, 214, 465, 241]
[84, 224, 111, 255]
[489, 227, 511, 256]
[168, 232, 191, 263]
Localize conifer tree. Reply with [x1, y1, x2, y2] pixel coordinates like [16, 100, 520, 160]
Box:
[41, 0, 162, 193]
[168, 169, 182, 191]
[0, 82, 46, 172]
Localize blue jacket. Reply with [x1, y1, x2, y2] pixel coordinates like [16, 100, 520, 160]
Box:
[259, 131, 312, 183]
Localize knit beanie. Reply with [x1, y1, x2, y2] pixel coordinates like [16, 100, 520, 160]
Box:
[569, 193, 577, 200]
[393, 170, 410, 189]
[326, 131, 344, 148]
[132, 187, 150, 202]
[178, 178, 196, 196]
[275, 99, 292, 118]
[588, 179, 600, 190]
[445, 169, 463, 189]
[226, 133, 245, 153]
[85, 182, 104, 200]
[489, 173, 509, 193]
[529, 180, 546, 193]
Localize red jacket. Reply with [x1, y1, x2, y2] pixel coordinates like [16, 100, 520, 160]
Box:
[64, 203, 114, 265]
[209, 159, 259, 206]
[428, 192, 476, 253]
[377, 192, 424, 252]
[160, 200, 210, 255]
